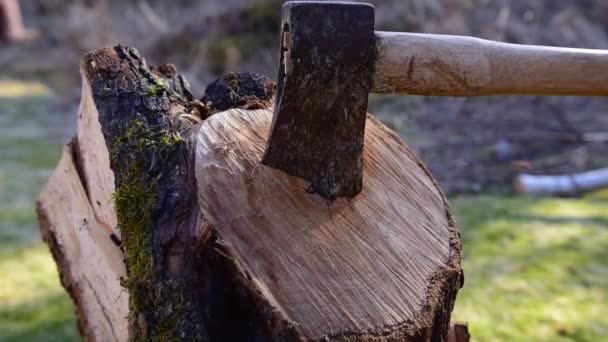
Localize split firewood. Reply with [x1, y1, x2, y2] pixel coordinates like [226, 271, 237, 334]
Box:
[38, 45, 463, 341]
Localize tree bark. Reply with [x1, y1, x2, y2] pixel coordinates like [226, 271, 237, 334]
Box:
[447, 323, 470, 342]
[38, 45, 463, 341]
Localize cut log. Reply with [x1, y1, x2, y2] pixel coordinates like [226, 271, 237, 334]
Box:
[514, 167, 608, 196]
[197, 108, 463, 340]
[38, 45, 463, 341]
[37, 46, 130, 340]
[38, 141, 128, 341]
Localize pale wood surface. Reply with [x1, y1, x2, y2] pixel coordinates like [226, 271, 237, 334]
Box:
[37, 144, 127, 342]
[196, 108, 461, 339]
[373, 31, 608, 96]
[37, 65, 127, 341]
[75, 70, 117, 232]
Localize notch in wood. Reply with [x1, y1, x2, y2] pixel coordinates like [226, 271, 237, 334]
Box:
[261, 1, 376, 200]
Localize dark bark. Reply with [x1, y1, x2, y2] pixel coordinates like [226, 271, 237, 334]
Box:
[81, 46, 290, 341]
[82, 45, 206, 341]
[201, 72, 276, 113]
[448, 323, 470, 342]
[150, 63, 194, 101]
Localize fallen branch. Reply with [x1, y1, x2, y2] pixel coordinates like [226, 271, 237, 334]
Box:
[514, 167, 608, 196]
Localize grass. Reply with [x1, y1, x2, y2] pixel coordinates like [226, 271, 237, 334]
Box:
[0, 81, 606, 341]
[0, 245, 79, 341]
[451, 193, 608, 341]
[0, 86, 78, 342]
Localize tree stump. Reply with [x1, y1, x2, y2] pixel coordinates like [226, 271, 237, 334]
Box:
[38, 45, 463, 341]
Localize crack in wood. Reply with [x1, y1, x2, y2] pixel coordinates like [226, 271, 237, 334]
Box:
[83, 276, 120, 342]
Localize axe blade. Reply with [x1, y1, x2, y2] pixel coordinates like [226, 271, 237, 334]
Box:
[262, 1, 376, 200]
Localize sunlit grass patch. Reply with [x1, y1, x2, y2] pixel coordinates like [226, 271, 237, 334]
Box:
[0, 245, 64, 307]
[0, 80, 50, 98]
[0, 94, 77, 341]
[452, 194, 608, 341]
[0, 244, 79, 342]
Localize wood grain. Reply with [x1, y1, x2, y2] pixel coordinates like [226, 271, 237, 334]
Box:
[196, 108, 462, 340]
[37, 144, 127, 342]
[37, 63, 129, 341]
[373, 31, 608, 96]
[75, 69, 117, 232]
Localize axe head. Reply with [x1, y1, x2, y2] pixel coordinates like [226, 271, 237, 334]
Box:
[262, 1, 376, 199]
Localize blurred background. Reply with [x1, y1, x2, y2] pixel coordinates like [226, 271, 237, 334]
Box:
[1, 0, 607, 341]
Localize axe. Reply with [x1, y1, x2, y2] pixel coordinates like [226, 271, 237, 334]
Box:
[262, 1, 608, 199]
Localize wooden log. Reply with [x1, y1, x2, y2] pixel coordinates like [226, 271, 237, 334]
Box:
[37, 51, 131, 340]
[514, 168, 608, 196]
[38, 45, 463, 341]
[81, 46, 209, 341]
[197, 108, 463, 340]
[38, 141, 128, 341]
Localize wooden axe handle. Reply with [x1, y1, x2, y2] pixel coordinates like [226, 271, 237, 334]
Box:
[372, 31, 608, 96]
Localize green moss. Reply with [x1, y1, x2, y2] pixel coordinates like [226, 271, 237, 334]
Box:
[113, 181, 156, 285]
[110, 118, 186, 340]
[146, 76, 167, 97]
[160, 131, 181, 146]
[146, 84, 164, 97]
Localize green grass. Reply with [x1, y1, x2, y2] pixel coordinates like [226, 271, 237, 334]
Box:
[0, 89, 79, 342]
[0, 82, 606, 341]
[452, 193, 608, 341]
[0, 245, 79, 341]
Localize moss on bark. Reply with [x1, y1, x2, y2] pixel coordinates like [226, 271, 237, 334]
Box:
[85, 46, 204, 341]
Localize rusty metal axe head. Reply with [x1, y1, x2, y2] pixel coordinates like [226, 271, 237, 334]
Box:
[261, 1, 608, 200]
[262, 1, 376, 200]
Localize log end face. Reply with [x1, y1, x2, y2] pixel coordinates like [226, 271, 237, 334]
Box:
[197, 108, 463, 340]
[81, 45, 145, 86]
